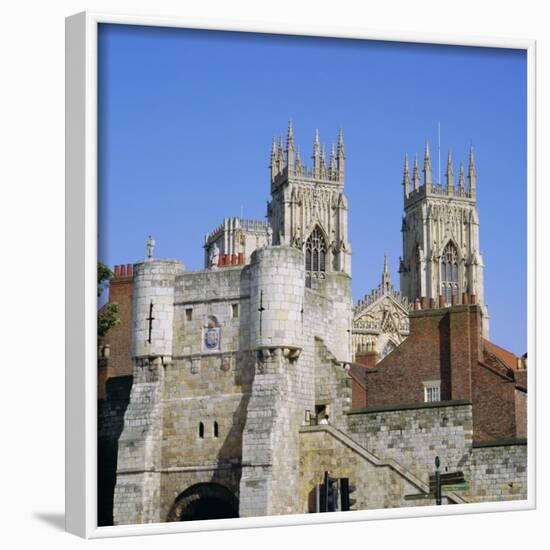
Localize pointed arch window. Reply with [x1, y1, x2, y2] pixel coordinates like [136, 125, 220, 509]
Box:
[440, 242, 459, 305]
[305, 227, 327, 275]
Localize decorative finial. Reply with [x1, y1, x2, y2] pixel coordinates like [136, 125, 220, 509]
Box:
[295, 145, 302, 174]
[146, 235, 155, 259]
[413, 154, 420, 190]
[287, 119, 294, 150]
[381, 252, 391, 290]
[337, 128, 345, 181]
[278, 134, 285, 169]
[446, 150, 454, 193]
[337, 128, 345, 154]
[403, 153, 411, 196]
[320, 144, 327, 176]
[330, 143, 337, 172]
[458, 161, 465, 190]
[313, 129, 321, 177]
[270, 136, 279, 180]
[270, 136, 277, 163]
[423, 141, 432, 185]
[468, 144, 476, 193]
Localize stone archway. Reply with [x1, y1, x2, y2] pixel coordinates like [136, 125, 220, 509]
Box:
[166, 483, 239, 522]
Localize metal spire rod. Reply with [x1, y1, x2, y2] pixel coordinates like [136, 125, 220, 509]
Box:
[438, 121, 441, 185]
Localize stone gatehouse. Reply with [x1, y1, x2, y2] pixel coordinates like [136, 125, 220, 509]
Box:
[99, 123, 527, 526]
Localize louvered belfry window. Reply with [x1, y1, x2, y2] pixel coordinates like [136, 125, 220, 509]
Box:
[440, 241, 459, 305]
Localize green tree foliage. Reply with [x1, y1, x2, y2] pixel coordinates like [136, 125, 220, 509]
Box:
[98, 262, 120, 340]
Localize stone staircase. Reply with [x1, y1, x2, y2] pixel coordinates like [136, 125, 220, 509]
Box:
[300, 423, 469, 505]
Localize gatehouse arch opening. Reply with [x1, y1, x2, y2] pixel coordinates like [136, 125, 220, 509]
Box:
[167, 482, 239, 522]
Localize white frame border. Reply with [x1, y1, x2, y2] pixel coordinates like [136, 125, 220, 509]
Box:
[65, 10, 537, 539]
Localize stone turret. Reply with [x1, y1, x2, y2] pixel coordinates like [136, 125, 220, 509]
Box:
[248, 246, 304, 350]
[131, 258, 183, 358]
[113, 254, 184, 526]
[240, 245, 306, 516]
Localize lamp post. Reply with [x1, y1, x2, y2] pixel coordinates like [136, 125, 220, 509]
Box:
[435, 456, 442, 506]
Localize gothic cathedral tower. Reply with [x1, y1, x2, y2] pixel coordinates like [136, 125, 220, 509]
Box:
[267, 121, 351, 288]
[399, 143, 489, 337]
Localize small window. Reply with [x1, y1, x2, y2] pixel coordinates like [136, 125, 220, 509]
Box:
[213, 421, 219, 438]
[198, 422, 204, 438]
[423, 381, 441, 403]
[232, 304, 239, 318]
[186, 308, 193, 321]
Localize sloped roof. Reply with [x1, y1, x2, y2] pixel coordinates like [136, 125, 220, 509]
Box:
[349, 363, 371, 390]
[482, 338, 519, 371]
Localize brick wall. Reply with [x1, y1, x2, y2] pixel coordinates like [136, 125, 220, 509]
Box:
[515, 389, 527, 439]
[103, 266, 134, 378]
[471, 359, 517, 441]
[355, 304, 526, 443]
[359, 305, 480, 406]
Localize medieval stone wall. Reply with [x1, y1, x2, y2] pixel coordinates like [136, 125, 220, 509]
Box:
[299, 427, 432, 511]
[468, 443, 527, 502]
[347, 402, 473, 482]
[346, 403, 527, 503]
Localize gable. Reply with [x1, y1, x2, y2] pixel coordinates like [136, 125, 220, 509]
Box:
[354, 294, 409, 325]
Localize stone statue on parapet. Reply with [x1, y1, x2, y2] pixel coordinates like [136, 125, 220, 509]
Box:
[146, 235, 155, 259]
[209, 242, 220, 271]
[265, 224, 273, 247]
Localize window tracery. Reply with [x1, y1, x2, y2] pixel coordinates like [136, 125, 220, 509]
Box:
[441, 241, 459, 304]
[305, 227, 327, 285]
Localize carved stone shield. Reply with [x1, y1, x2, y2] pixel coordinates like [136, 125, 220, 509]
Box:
[204, 327, 220, 350]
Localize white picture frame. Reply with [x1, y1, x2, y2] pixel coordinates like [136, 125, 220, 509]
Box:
[65, 11, 537, 539]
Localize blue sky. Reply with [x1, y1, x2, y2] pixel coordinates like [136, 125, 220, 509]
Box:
[98, 24, 527, 354]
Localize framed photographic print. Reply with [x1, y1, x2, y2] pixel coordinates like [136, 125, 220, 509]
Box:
[65, 11, 536, 539]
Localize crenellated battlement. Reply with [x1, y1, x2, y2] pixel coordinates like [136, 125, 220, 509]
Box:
[270, 121, 345, 189]
[403, 144, 477, 209]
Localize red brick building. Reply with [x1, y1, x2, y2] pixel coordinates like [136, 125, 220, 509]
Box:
[352, 299, 527, 443]
[98, 264, 134, 400]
